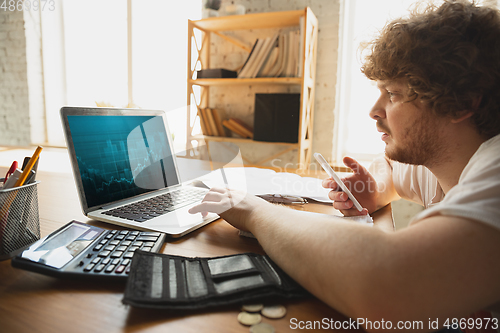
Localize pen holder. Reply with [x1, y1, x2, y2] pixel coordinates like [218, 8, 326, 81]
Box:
[0, 179, 41, 261]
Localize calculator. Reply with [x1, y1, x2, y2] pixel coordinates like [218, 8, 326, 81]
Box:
[11, 220, 166, 279]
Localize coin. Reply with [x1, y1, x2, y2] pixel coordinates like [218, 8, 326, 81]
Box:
[261, 305, 287, 319]
[242, 304, 264, 313]
[237, 311, 262, 326]
[250, 322, 276, 333]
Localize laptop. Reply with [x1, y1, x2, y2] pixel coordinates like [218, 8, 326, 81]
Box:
[60, 106, 218, 237]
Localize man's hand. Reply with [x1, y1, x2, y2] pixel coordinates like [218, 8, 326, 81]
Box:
[188, 187, 270, 232]
[322, 157, 379, 216]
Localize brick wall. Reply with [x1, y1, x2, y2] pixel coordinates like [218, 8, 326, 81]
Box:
[207, 0, 340, 168]
[0, 10, 31, 146]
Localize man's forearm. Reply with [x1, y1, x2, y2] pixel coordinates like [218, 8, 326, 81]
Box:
[248, 205, 390, 319]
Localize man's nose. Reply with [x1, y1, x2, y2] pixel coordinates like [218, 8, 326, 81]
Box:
[369, 96, 386, 120]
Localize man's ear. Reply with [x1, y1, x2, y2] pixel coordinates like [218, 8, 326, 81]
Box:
[451, 96, 482, 124]
[451, 111, 474, 124]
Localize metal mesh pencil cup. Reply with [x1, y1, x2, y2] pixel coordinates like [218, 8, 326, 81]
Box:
[0, 179, 41, 260]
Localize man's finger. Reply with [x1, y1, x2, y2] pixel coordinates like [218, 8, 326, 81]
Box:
[203, 192, 224, 202]
[209, 187, 227, 194]
[188, 202, 225, 214]
[333, 200, 353, 210]
[322, 178, 339, 190]
[343, 156, 369, 176]
[328, 191, 348, 202]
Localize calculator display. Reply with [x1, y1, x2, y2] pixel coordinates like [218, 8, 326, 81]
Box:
[21, 223, 105, 269]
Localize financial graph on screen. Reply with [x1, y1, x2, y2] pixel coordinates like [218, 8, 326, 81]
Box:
[68, 115, 179, 208]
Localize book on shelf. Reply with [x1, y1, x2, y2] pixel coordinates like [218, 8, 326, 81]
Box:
[238, 39, 264, 78]
[222, 118, 253, 139]
[200, 108, 213, 136]
[197, 108, 210, 136]
[211, 108, 226, 137]
[206, 108, 219, 136]
[284, 30, 300, 77]
[249, 33, 279, 78]
[257, 43, 279, 77]
[230, 118, 254, 138]
[267, 33, 286, 77]
[237, 27, 301, 79]
[198, 108, 227, 137]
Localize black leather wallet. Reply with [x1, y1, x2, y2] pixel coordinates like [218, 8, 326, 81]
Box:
[122, 250, 309, 310]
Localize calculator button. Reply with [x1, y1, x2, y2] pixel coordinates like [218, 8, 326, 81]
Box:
[115, 265, 126, 274]
[125, 236, 136, 241]
[105, 265, 116, 273]
[102, 258, 111, 265]
[91, 258, 101, 265]
[130, 231, 140, 236]
[121, 241, 132, 246]
[110, 230, 117, 234]
[144, 242, 155, 247]
[142, 247, 152, 252]
[119, 230, 129, 235]
[111, 258, 121, 266]
[133, 241, 143, 247]
[124, 252, 135, 259]
[122, 259, 131, 266]
[94, 264, 105, 272]
[109, 240, 120, 246]
[105, 234, 113, 239]
[93, 244, 103, 251]
[128, 246, 139, 252]
[84, 263, 95, 272]
[98, 250, 111, 257]
[104, 245, 116, 251]
[136, 236, 158, 242]
[115, 235, 125, 240]
[116, 246, 127, 252]
[99, 239, 108, 245]
[140, 232, 161, 237]
[111, 251, 123, 258]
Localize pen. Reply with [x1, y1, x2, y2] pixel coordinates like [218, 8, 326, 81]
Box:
[4, 161, 18, 183]
[14, 146, 43, 187]
[2, 168, 23, 190]
[0, 146, 43, 223]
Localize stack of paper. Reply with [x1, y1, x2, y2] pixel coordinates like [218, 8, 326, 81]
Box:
[193, 167, 332, 203]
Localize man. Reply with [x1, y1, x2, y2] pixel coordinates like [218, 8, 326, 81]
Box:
[189, 1, 500, 331]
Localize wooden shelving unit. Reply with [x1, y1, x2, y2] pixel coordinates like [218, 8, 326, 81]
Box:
[187, 8, 318, 169]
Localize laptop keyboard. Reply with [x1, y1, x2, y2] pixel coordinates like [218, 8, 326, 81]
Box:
[102, 187, 207, 223]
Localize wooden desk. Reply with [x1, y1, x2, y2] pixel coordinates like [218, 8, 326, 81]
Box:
[0, 166, 392, 333]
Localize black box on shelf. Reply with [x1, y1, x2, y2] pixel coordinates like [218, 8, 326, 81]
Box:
[196, 69, 237, 79]
[253, 93, 300, 143]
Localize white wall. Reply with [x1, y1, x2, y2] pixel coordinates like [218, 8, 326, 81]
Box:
[209, 0, 341, 168]
[0, 10, 31, 146]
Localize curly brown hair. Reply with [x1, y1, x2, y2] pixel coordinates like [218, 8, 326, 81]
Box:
[361, 0, 500, 138]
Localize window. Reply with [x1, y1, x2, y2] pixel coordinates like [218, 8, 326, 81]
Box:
[335, 0, 431, 163]
[34, 0, 202, 149]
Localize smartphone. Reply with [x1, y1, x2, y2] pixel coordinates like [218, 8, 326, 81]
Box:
[314, 153, 363, 212]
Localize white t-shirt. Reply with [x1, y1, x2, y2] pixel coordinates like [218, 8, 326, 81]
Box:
[391, 133, 500, 327]
[391, 133, 500, 230]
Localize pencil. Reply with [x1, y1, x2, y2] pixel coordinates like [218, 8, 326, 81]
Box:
[14, 146, 43, 187]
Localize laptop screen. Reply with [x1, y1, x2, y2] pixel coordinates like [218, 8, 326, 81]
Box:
[67, 114, 179, 209]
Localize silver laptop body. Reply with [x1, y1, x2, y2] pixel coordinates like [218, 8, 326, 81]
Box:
[60, 106, 218, 237]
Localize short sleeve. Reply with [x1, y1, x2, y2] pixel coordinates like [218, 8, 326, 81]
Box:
[411, 135, 500, 231]
[391, 162, 443, 208]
